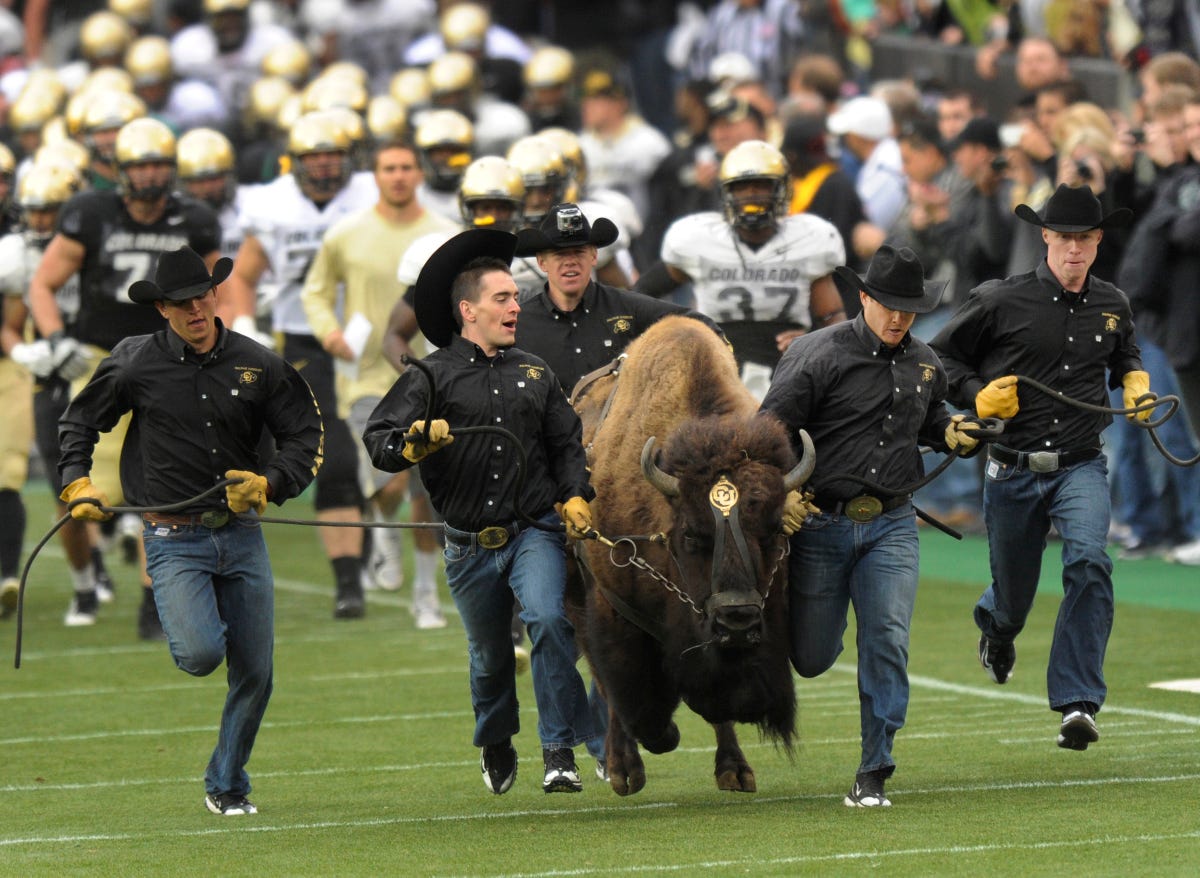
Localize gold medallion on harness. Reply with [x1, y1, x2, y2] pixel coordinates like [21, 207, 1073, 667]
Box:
[709, 475, 739, 518]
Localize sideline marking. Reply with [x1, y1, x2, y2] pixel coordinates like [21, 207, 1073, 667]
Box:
[1149, 679, 1200, 694]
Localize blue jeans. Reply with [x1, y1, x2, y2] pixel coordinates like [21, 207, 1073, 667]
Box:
[978, 455, 1113, 711]
[788, 503, 919, 777]
[444, 513, 596, 751]
[142, 516, 274, 798]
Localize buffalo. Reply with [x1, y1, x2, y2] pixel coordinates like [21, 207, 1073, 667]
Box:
[569, 316, 813, 795]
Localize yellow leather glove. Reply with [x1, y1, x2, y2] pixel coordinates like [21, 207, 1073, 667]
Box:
[402, 419, 454, 463]
[944, 414, 981, 453]
[225, 470, 268, 514]
[60, 476, 112, 522]
[975, 375, 1019, 419]
[561, 496, 593, 540]
[782, 489, 821, 536]
[1122, 370, 1155, 421]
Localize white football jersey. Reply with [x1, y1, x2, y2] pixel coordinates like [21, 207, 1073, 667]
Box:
[0, 231, 80, 324]
[579, 119, 671, 221]
[417, 184, 461, 226]
[239, 170, 379, 334]
[662, 211, 844, 328]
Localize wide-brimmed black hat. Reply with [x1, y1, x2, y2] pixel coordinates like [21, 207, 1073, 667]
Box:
[832, 245, 945, 314]
[1014, 183, 1132, 232]
[412, 228, 518, 348]
[129, 246, 232, 305]
[514, 203, 619, 257]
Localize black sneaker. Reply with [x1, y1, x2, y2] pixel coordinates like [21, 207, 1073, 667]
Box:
[138, 591, 167, 641]
[543, 747, 582, 793]
[979, 634, 1015, 684]
[205, 792, 257, 815]
[1057, 706, 1099, 751]
[64, 590, 99, 627]
[844, 769, 891, 807]
[334, 581, 365, 619]
[481, 739, 517, 795]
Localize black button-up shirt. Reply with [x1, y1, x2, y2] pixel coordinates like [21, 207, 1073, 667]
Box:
[931, 261, 1143, 452]
[515, 280, 722, 392]
[362, 334, 593, 532]
[59, 319, 323, 510]
[760, 313, 954, 502]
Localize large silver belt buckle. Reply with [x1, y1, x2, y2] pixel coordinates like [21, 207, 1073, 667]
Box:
[1027, 451, 1060, 473]
[200, 510, 229, 528]
[845, 495, 883, 523]
[477, 526, 509, 550]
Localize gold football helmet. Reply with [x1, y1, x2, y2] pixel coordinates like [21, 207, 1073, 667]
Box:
[19, 163, 78, 244]
[204, 0, 252, 53]
[80, 11, 134, 65]
[115, 117, 177, 200]
[318, 106, 368, 169]
[320, 61, 369, 88]
[389, 68, 431, 109]
[440, 2, 489, 52]
[124, 35, 173, 88]
[178, 127, 236, 209]
[458, 156, 525, 233]
[203, 0, 251, 10]
[301, 75, 368, 115]
[288, 111, 353, 197]
[9, 85, 61, 136]
[536, 126, 586, 201]
[77, 66, 135, 97]
[82, 91, 147, 165]
[366, 95, 407, 144]
[108, 0, 155, 29]
[413, 108, 474, 192]
[35, 139, 92, 181]
[524, 46, 575, 90]
[260, 40, 312, 87]
[427, 51, 478, 108]
[243, 75, 296, 134]
[505, 135, 566, 225]
[718, 139, 790, 231]
[40, 116, 69, 147]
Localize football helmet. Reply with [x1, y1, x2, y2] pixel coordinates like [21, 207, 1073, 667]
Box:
[718, 139, 789, 231]
[124, 35, 173, 88]
[413, 109, 474, 192]
[505, 135, 566, 226]
[536, 126, 586, 202]
[78, 66, 135, 97]
[115, 117, 177, 201]
[523, 46, 574, 90]
[389, 68, 431, 110]
[458, 156, 525, 233]
[108, 0, 154, 30]
[243, 75, 296, 134]
[18, 162, 77, 244]
[320, 61, 369, 88]
[260, 40, 312, 87]
[288, 111, 353, 198]
[35, 139, 92, 181]
[427, 51, 478, 109]
[177, 127, 236, 209]
[79, 11, 133, 65]
[9, 85, 61, 137]
[301, 75, 368, 115]
[440, 2, 488, 53]
[0, 142, 14, 210]
[318, 106, 369, 169]
[40, 116, 69, 147]
[366, 95, 407, 144]
[204, 0, 251, 53]
[82, 91, 147, 164]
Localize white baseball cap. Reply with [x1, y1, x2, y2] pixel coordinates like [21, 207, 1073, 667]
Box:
[709, 51, 758, 86]
[827, 96, 893, 140]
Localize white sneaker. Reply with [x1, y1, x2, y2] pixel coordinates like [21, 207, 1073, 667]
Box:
[367, 528, 404, 591]
[64, 591, 99, 626]
[1168, 538, 1200, 565]
[1, 577, 18, 619]
[413, 599, 447, 630]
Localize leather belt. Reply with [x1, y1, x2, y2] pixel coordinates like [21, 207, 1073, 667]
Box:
[444, 520, 526, 550]
[142, 511, 231, 529]
[989, 445, 1100, 473]
[814, 493, 910, 523]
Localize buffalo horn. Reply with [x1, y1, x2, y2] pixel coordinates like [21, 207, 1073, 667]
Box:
[640, 436, 680, 497]
[782, 429, 816, 492]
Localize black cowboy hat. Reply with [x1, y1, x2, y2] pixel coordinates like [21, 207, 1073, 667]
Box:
[514, 203, 619, 257]
[128, 246, 233, 305]
[1014, 183, 1132, 232]
[412, 227, 518, 348]
[832, 245, 946, 315]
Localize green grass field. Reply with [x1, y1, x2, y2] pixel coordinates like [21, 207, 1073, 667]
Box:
[3, 482, 1199, 877]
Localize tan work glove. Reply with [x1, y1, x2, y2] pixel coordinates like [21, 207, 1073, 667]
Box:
[782, 489, 821, 536]
[1122, 370, 1155, 421]
[402, 419, 454, 463]
[561, 496, 592, 540]
[975, 375, 1019, 419]
[225, 470, 269, 514]
[60, 476, 112, 522]
[944, 414, 982, 454]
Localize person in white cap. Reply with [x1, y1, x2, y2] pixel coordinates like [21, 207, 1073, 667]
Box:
[827, 95, 906, 233]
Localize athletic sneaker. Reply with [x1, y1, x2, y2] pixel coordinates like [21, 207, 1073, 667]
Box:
[543, 747, 582, 793]
[1, 577, 18, 619]
[1168, 538, 1200, 566]
[481, 739, 518, 795]
[205, 792, 257, 815]
[94, 566, 116, 604]
[1057, 707, 1100, 751]
[64, 590, 99, 626]
[366, 527, 404, 591]
[978, 634, 1015, 684]
[334, 580, 365, 619]
[844, 770, 891, 807]
[413, 599, 447, 630]
[595, 759, 609, 783]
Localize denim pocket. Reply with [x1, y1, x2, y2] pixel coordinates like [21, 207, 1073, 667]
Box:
[801, 512, 835, 531]
[985, 456, 1017, 482]
[443, 540, 470, 563]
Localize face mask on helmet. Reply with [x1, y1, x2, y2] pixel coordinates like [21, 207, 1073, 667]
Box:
[719, 140, 789, 232]
[177, 128, 237, 210]
[288, 113, 353, 199]
[414, 110, 474, 193]
[458, 157, 525, 233]
[19, 164, 73, 246]
[115, 118, 177, 201]
[505, 136, 566, 227]
[205, 0, 251, 53]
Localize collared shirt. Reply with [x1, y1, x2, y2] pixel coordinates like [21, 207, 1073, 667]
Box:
[515, 280, 721, 393]
[362, 334, 592, 532]
[59, 319, 323, 510]
[760, 313, 953, 502]
[931, 261, 1143, 452]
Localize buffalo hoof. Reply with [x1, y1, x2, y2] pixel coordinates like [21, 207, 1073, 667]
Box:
[715, 764, 757, 793]
[641, 721, 680, 755]
[610, 764, 646, 797]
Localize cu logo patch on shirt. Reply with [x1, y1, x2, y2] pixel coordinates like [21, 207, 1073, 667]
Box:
[607, 315, 633, 334]
[235, 366, 263, 385]
[520, 364, 544, 381]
